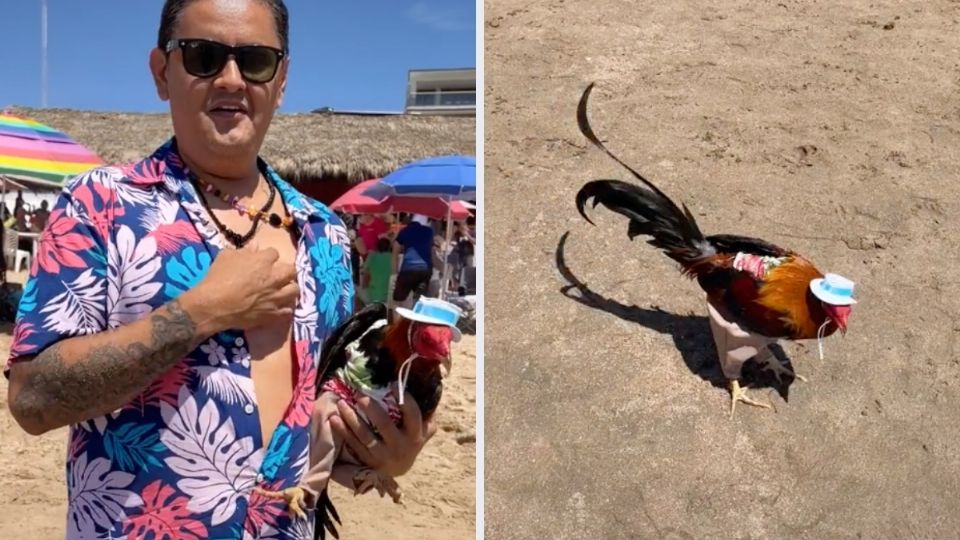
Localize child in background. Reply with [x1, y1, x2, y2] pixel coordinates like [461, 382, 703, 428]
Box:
[359, 237, 393, 306]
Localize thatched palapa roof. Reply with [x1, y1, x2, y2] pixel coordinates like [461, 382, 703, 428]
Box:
[7, 107, 475, 184]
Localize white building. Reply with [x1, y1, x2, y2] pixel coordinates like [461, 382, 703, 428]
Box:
[405, 68, 476, 117]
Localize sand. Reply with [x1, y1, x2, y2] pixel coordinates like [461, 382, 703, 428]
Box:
[484, 0, 960, 538]
[0, 309, 476, 538]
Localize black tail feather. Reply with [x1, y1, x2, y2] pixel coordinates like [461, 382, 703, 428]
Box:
[313, 489, 342, 540]
[575, 83, 714, 267]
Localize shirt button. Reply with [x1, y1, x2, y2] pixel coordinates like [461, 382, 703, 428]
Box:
[235, 337, 245, 346]
[241, 358, 250, 368]
[256, 473, 265, 483]
[243, 403, 255, 414]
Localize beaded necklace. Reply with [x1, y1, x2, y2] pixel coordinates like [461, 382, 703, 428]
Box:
[190, 173, 295, 248]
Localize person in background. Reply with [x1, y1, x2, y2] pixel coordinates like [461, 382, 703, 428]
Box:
[356, 213, 388, 260]
[359, 237, 392, 306]
[450, 220, 475, 290]
[392, 213, 434, 309]
[12, 206, 27, 232]
[384, 212, 404, 241]
[31, 200, 49, 231]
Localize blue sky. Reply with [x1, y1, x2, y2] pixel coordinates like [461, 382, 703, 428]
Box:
[0, 0, 476, 113]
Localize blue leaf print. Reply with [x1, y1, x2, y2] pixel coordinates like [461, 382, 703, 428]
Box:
[87, 248, 108, 278]
[103, 421, 166, 472]
[16, 278, 37, 316]
[261, 424, 293, 479]
[310, 238, 353, 327]
[164, 246, 211, 299]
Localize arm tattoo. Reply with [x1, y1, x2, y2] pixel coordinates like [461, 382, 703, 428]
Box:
[12, 300, 202, 430]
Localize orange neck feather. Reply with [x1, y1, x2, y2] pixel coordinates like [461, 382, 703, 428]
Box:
[757, 257, 828, 337]
[382, 318, 414, 364]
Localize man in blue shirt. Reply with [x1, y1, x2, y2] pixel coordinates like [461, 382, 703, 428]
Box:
[392, 214, 435, 305]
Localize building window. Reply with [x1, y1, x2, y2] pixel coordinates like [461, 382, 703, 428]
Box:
[412, 90, 476, 107]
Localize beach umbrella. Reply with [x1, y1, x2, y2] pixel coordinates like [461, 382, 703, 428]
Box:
[362, 155, 477, 300]
[0, 112, 103, 190]
[361, 155, 475, 201]
[331, 179, 472, 220]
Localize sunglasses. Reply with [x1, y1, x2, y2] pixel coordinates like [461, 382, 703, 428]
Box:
[164, 38, 286, 83]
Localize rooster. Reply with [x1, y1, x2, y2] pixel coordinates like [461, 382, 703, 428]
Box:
[574, 82, 857, 413]
[257, 299, 460, 539]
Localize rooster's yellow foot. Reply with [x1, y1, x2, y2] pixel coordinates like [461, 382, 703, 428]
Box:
[729, 379, 772, 418]
[255, 486, 308, 519]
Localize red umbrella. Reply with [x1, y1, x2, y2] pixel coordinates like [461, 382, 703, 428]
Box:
[331, 179, 472, 220]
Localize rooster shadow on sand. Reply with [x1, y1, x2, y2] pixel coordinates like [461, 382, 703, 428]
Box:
[555, 231, 798, 402]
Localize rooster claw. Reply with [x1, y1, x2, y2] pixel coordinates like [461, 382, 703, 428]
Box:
[729, 379, 772, 418]
[255, 486, 308, 520]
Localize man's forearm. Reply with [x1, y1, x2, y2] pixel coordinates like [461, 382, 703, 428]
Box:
[8, 293, 221, 435]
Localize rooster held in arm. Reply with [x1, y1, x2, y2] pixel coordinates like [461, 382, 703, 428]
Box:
[573, 82, 857, 415]
[257, 298, 462, 538]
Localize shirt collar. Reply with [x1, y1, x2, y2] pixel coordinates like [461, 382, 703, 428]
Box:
[135, 137, 328, 229]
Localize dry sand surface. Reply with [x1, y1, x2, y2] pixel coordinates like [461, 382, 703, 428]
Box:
[485, 1, 960, 538]
[0, 314, 476, 539]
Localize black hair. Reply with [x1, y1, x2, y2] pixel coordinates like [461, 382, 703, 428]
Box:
[377, 238, 391, 253]
[157, 0, 289, 51]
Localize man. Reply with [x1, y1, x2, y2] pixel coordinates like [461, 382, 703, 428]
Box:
[5, 1, 432, 538]
[31, 199, 49, 231]
[392, 214, 435, 307]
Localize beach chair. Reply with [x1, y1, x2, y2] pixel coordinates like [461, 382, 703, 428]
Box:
[3, 229, 30, 273]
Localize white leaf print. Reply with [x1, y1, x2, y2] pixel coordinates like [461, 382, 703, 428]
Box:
[112, 180, 155, 207]
[243, 524, 283, 540]
[293, 247, 317, 344]
[193, 366, 256, 406]
[78, 166, 154, 208]
[137, 196, 179, 232]
[282, 514, 313, 540]
[324, 223, 351, 248]
[40, 269, 106, 334]
[181, 200, 222, 245]
[292, 441, 310, 479]
[66, 453, 142, 537]
[160, 388, 259, 526]
[107, 226, 162, 327]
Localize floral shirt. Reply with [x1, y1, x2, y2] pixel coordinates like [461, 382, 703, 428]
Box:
[5, 139, 354, 540]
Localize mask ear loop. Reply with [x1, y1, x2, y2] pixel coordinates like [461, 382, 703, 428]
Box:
[816, 319, 830, 361]
[396, 323, 418, 406]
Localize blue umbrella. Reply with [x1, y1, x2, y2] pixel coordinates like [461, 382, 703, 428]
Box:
[365, 155, 476, 301]
[362, 155, 476, 201]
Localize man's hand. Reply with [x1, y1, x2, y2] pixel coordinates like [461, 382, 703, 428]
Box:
[330, 393, 437, 478]
[187, 241, 299, 333]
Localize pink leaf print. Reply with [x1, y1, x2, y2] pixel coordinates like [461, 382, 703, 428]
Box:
[128, 362, 191, 414]
[124, 480, 208, 540]
[286, 341, 316, 428]
[73, 182, 122, 241]
[149, 221, 202, 256]
[244, 481, 286, 537]
[9, 322, 37, 357]
[67, 429, 87, 460]
[36, 209, 96, 274]
[122, 156, 166, 186]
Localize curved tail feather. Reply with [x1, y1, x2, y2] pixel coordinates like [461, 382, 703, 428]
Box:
[575, 83, 715, 269]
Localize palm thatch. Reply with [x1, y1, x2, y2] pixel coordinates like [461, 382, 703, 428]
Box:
[7, 107, 475, 184]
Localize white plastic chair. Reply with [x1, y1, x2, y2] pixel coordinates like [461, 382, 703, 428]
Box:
[4, 230, 31, 273]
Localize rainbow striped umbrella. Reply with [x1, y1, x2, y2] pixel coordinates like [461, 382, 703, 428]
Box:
[0, 112, 103, 187]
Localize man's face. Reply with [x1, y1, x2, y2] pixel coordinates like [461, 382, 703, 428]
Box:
[149, 0, 288, 169]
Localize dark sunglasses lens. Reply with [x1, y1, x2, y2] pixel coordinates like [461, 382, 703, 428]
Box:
[238, 47, 280, 82]
[182, 41, 228, 77]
